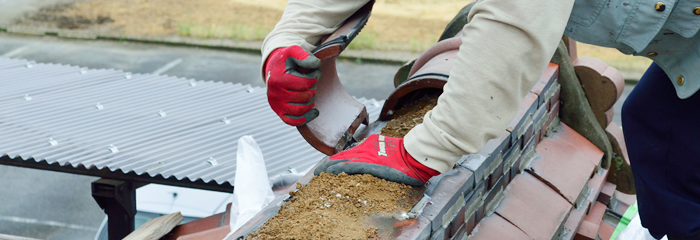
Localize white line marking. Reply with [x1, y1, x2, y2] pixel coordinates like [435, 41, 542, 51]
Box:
[151, 58, 183, 75]
[0, 233, 42, 240]
[1, 46, 30, 58]
[0, 216, 98, 232]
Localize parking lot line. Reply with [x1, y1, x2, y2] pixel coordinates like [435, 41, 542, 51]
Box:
[0, 233, 42, 240]
[0, 216, 98, 232]
[152, 58, 184, 75]
[1, 46, 30, 58]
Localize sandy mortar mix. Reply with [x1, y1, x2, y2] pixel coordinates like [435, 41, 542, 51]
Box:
[247, 173, 417, 240]
[380, 96, 438, 138]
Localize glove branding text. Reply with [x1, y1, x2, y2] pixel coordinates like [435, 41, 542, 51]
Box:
[377, 135, 388, 157]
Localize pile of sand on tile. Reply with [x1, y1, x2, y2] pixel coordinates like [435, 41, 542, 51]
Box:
[380, 96, 438, 138]
[246, 172, 416, 240]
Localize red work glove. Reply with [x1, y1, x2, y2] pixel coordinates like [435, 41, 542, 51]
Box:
[264, 45, 321, 126]
[314, 134, 441, 186]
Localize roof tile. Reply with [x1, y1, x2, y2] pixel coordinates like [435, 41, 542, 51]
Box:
[575, 221, 598, 240]
[598, 221, 616, 240]
[555, 123, 604, 167]
[598, 182, 617, 206]
[494, 173, 572, 240]
[562, 199, 591, 240]
[468, 214, 533, 240]
[506, 93, 539, 146]
[176, 226, 230, 240]
[527, 124, 597, 204]
[583, 201, 607, 227]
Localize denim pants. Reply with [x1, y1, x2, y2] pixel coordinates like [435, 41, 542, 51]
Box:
[622, 63, 700, 239]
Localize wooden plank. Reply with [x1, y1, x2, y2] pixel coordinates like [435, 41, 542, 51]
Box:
[123, 212, 184, 240]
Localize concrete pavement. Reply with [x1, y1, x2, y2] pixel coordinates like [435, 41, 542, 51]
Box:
[0, 166, 102, 240]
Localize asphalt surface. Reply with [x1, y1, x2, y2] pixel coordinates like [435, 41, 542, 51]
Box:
[0, 33, 636, 239]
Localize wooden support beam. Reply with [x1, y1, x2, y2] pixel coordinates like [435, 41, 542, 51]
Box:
[92, 179, 137, 240]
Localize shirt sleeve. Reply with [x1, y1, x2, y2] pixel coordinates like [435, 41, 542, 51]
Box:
[260, 0, 371, 78]
[404, 0, 575, 173]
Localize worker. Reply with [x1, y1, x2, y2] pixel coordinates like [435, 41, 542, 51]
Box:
[260, 0, 700, 239]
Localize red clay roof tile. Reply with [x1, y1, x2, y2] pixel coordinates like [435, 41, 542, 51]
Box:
[598, 182, 617, 206]
[553, 123, 604, 167]
[177, 226, 230, 240]
[468, 214, 533, 240]
[531, 63, 560, 107]
[507, 93, 539, 146]
[528, 125, 597, 204]
[495, 173, 572, 240]
[583, 202, 607, 227]
[164, 203, 231, 240]
[598, 221, 616, 240]
[575, 221, 599, 240]
[587, 167, 609, 212]
[562, 199, 591, 240]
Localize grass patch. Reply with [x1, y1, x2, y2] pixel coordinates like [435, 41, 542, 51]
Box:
[347, 32, 378, 50]
[178, 21, 270, 40]
[577, 43, 651, 76]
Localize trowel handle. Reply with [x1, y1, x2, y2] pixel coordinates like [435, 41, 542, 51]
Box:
[296, 66, 314, 74]
[295, 1, 374, 156]
[310, 0, 374, 61]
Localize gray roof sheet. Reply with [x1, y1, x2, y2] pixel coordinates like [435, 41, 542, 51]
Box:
[0, 57, 383, 192]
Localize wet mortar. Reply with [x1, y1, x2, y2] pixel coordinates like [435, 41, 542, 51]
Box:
[380, 96, 438, 138]
[247, 173, 421, 240]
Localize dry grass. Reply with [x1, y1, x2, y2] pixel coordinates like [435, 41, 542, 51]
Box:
[577, 43, 651, 75]
[55, 0, 452, 51]
[34, 0, 648, 75]
[59, 0, 282, 40]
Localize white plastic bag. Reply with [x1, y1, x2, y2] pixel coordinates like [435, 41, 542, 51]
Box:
[616, 213, 667, 240]
[223, 135, 275, 239]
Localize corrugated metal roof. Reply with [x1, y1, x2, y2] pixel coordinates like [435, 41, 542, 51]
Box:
[0, 57, 384, 191]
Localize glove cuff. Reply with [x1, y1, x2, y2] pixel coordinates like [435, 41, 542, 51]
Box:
[263, 47, 285, 83]
[404, 148, 441, 182]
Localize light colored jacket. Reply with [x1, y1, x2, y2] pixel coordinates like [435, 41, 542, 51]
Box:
[260, 0, 696, 173]
[566, 0, 700, 98]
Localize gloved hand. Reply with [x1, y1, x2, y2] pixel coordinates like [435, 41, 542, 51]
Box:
[314, 134, 441, 186]
[264, 45, 322, 126]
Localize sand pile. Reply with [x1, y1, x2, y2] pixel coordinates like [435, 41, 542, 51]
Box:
[247, 173, 417, 240]
[381, 97, 438, 138]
